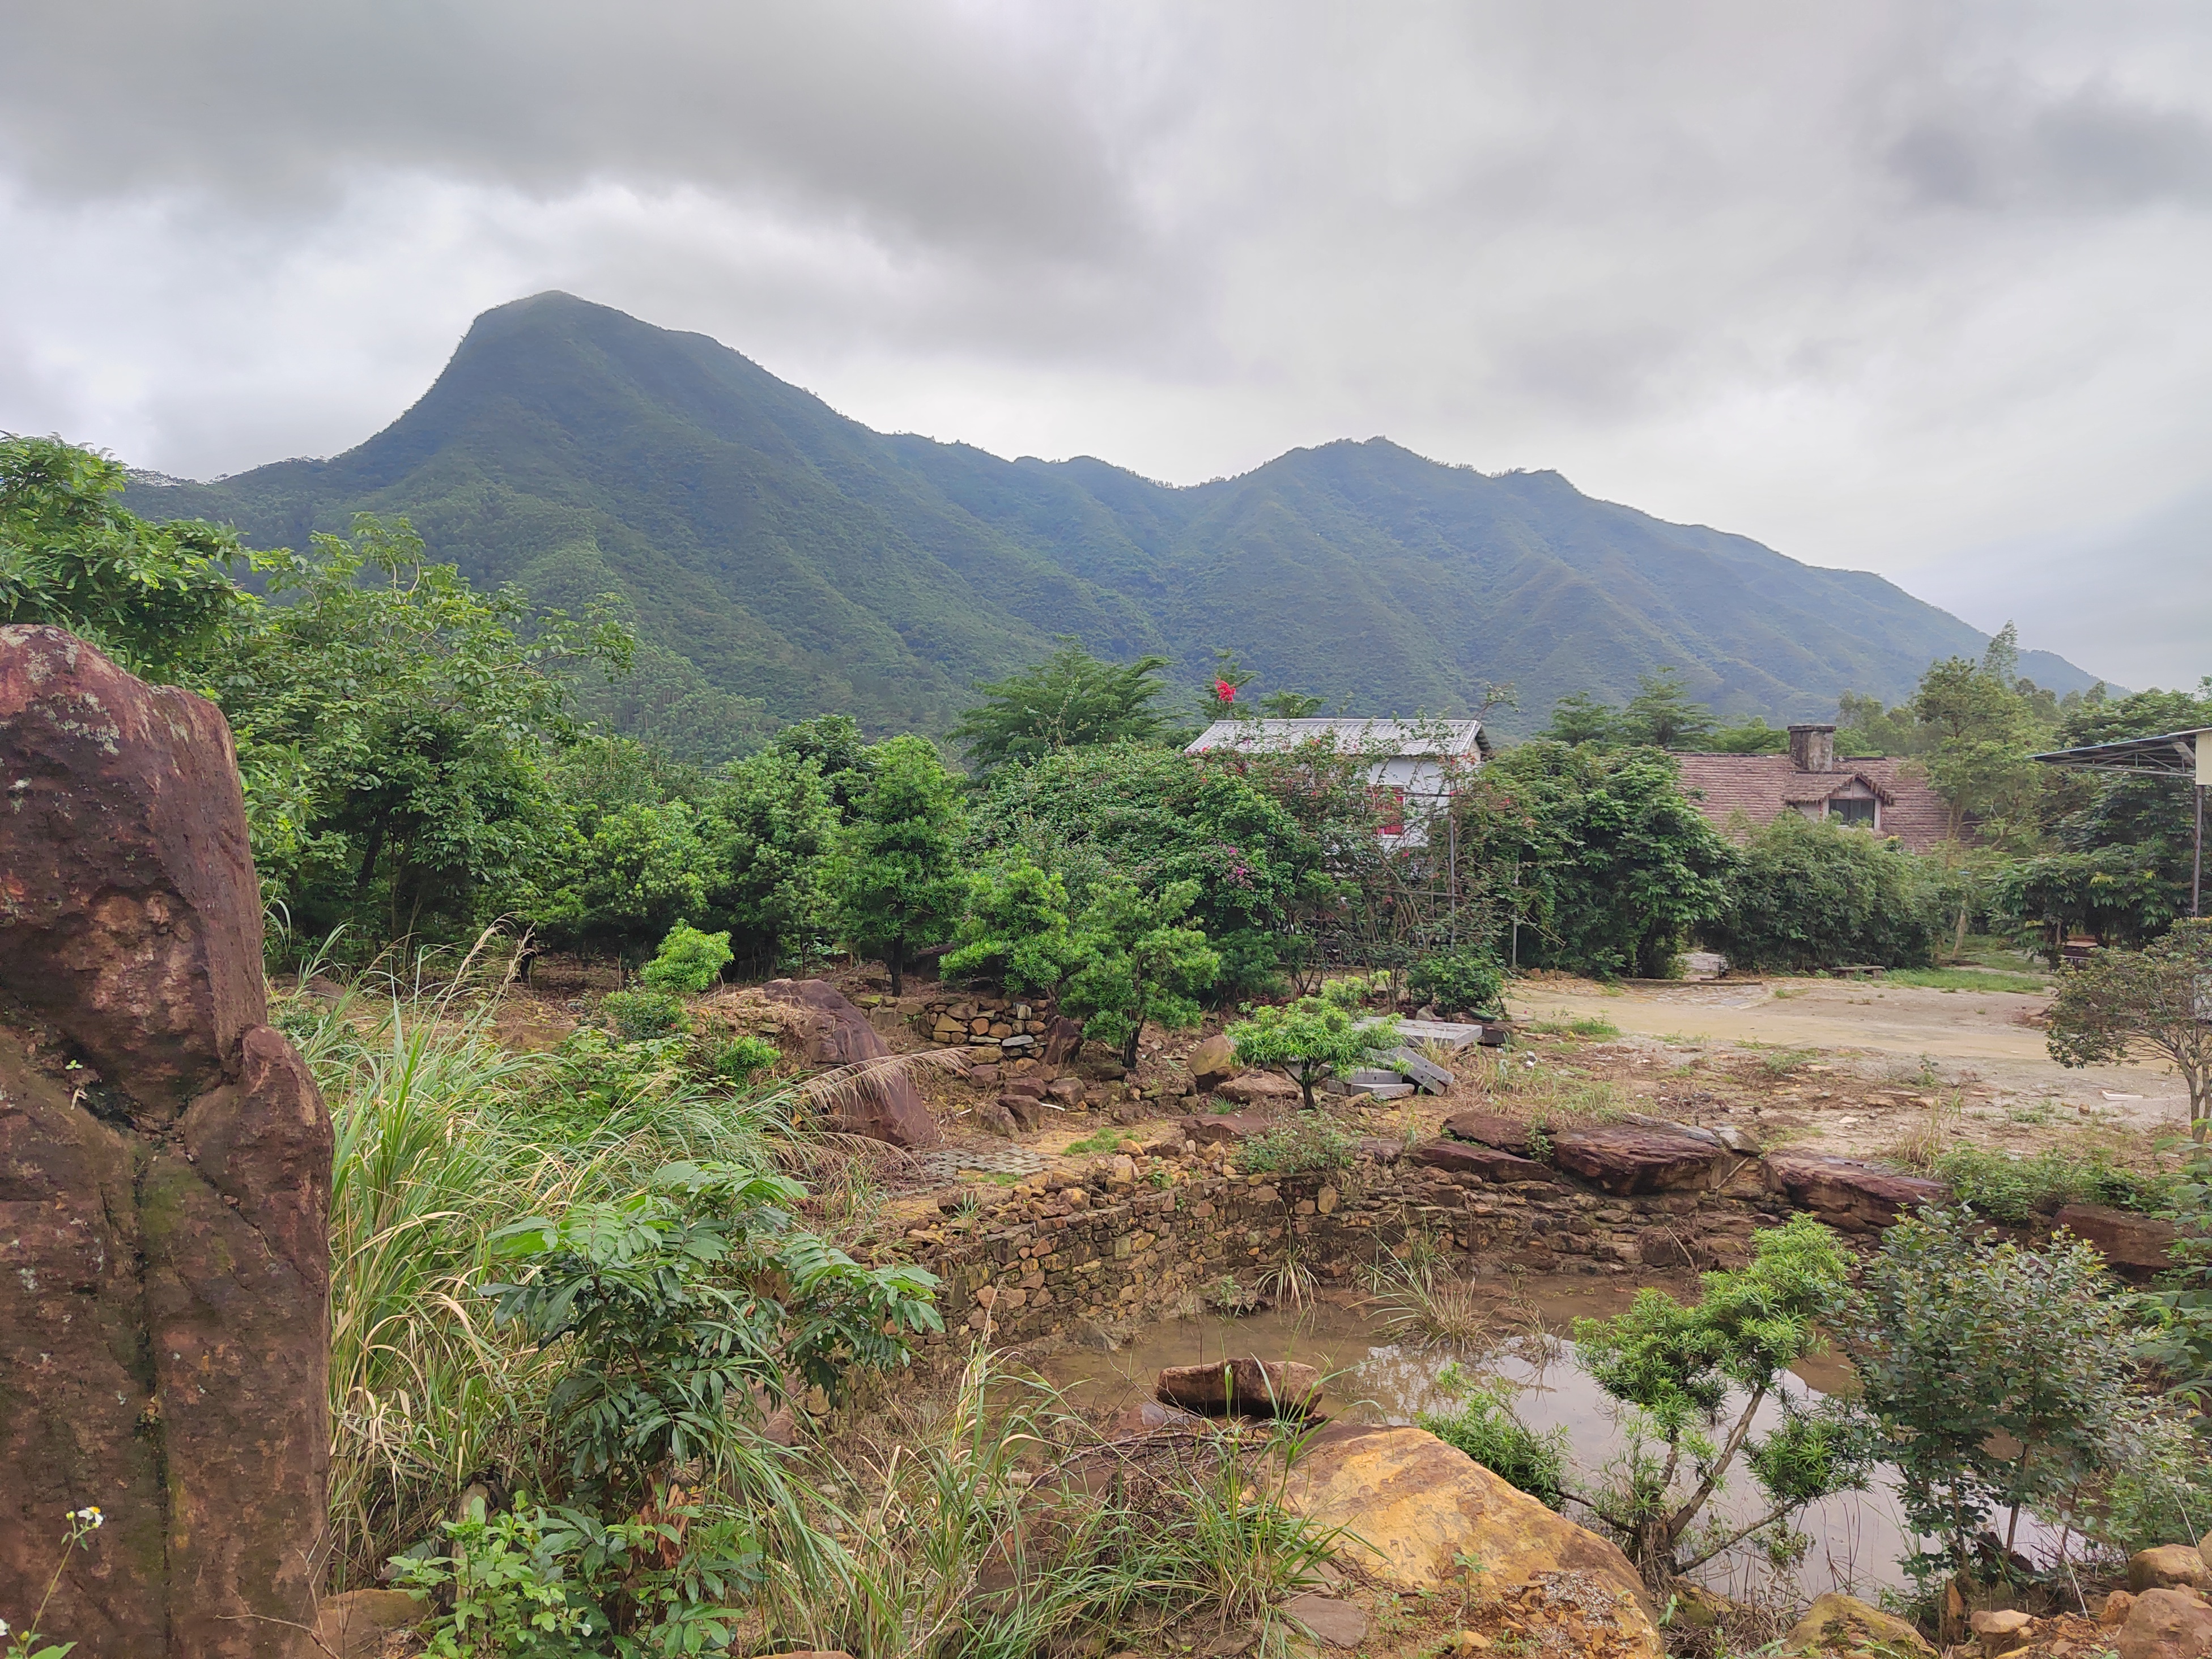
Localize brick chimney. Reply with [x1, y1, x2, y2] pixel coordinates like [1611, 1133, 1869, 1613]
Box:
[1788, 724, 1836, 772]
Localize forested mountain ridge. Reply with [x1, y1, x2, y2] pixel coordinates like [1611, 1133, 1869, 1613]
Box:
[129, 291, 2099, 760]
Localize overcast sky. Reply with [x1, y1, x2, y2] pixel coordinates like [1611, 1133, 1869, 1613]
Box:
[3, 1, 2207, 690]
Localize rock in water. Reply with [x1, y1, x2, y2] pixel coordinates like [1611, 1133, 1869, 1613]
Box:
[1156, 1357, 1324, 1416]
[0, 626, 332, 1658]
[762, 977, 939, 1147]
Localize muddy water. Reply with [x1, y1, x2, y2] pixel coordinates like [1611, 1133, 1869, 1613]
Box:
[1041, 1279, 1925, 1603]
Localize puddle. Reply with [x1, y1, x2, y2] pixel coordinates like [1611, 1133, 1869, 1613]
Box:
[1040, 1280, 1947, 1603]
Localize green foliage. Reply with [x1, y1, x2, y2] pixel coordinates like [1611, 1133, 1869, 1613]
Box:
[209, 513, 632, 946]
[948, 640, 1178, 771]
[1060, 876, 1222, 1067]
[1929, 1143, 2171, 1225]
[1477, 741, 1732, 979]
[1844, 1206, 2140, 1589]
[943, 857, 1081, 996]
[1226, 984, 1397, 1108]
[389, 1499, 599, 1657]
[1420, 1372, 1569, 1509]
[712, 1035, 780, 1086]
[1540, 668, 1720, 751]
[2046, 920, 2212, 1134]
[1406, 947, 1506, 1016]
[1704, 717, 1791, 754]
[766, 715, 876, 824]
[832, 734, 967, 996]
[1231, 1113, 1359, 1176]
[700, 748, 837, 969]
[636, 922, 732, 994]
[1571, 1215, 1866, 1573]
[486, 1161, 940, 1504]
[0, 435, 252, 677]
[1909, 631, 2053, 842]
[2136, 1143, 2212, 1411]
[602, 990, 687, 1043]
[1708, 812, 1951, 971]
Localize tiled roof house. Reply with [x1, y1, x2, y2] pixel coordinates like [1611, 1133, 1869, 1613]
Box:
[1672, 725, 1954, 853]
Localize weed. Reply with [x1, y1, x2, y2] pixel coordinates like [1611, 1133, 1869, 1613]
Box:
[1419, 1369, 1568, 1509]
[3, 1505, 104, 1659]
[1528, 1017, 1621, 1040]
[1375, 1257, 1495, 1351]
[1256, 1245, 1320, 1312]
[1931, 1144, 2174, 1224]
[602, 987, 688, 1041]
[1235, 1114, 1358, 1176]
[1881, 966, 2048, 994]
[1755, 1048, 1821, 1078]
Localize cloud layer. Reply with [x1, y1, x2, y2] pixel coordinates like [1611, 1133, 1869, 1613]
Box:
[3, 0, 2207, 688]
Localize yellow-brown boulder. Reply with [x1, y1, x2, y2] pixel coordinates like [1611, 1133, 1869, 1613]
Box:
[1780, 1592, 1937, 1657]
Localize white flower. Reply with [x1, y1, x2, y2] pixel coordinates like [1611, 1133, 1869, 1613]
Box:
[2, 1615, 12, 1635]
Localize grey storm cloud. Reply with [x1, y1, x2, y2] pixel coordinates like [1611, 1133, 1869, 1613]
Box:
[2, 0, 2209, 690]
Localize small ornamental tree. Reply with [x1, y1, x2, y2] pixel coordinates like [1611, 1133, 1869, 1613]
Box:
[834, 735, 967, 996]
[1226, 982, 1399, 1108]
[1062, 877, 1221, 1067]
[1571, 1215, 1871, 1580]
[947, 641, 1176, 772]
[2046, 918, 2212, 1138]
[943, 858, 1081, 997]
[638, 921, 734, 993]
[1844, 1206, 2139, 1592]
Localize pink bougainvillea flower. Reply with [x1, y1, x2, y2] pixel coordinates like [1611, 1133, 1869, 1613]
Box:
[1215, 679, 1236, 703]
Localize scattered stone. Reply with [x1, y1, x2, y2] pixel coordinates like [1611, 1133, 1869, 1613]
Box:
[2058, 1204, 2180, 1273]
[763, 977, 938, 1147]
[1188, 1033, 1240, 1090]
[1042, 1015, 1086, 1067]
[1216, 1070, 1303, 1105]
[1779, 1592, 1937, 1656]
[2132, 1545, 2212, 1593]
[1181, 1112, 1275, 1145]
[1155, 1357, 1323, 1416]
[1969, 1608, 2035, 1655]
[314, 1589, 426, 1658]
[2105, 1592, 2139, 1627]
[976, 1100, 1018, 1137]
[1279, 1593, 1368, 1648]
[2115, 1588, 2212, 1659]
[1550, 1126, 1724, 1195]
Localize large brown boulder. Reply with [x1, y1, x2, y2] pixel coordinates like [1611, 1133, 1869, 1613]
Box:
[1281, 1423, 1658, 1653]
[1780, 1592, 1937, 1656]
[1551, 1126, 1724, 1194]
[1763, 1153, 1946, 1230]
[0, 626, 331, 1658]
[1413, 1137, 1550, 1183]
[1185, 1032, 1238, 1091]
[2058, 1203, 2180, 1273]
[1440, 1110, 1537, 1154]
[2114, 1588, 2212, 1659]
[762, 977, 939, 1147]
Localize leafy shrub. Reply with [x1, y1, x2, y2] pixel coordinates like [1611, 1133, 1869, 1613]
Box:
[712, 1033, 781, 1086]
[1932, 1145, 2174, 1224]
[943, 857, 1081, 996]
[1707, 811, 1950, 971]
[388, 1498, 599, 1655]
[1226, 982, 1397, 1108]
[602, 988, 687, 1042]
[637, 920, 734, 993]
[1420, 1369, 1569, 1509]
[1233, 1114, 1358, 1176]
[1406, 947, 1506, 1016]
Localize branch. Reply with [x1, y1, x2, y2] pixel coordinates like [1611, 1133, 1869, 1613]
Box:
[1674, 1501, 1796, 1574]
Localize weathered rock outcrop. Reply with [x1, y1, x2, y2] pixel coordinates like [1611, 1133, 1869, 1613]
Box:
[0, 626, 331, 1658]
[1551, 1125, 1724, 1194]
[1413, 1137, 1550, 1182]
[2059, 1203, 2180, 1273]
[1780, 1591, 1937, 1656]
[762, 977, 938, 1147]
[1764, 1152, 1946, 1230]
[1281, 1423, 1658, 1654]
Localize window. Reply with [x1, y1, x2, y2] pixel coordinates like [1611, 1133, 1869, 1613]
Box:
[1828, 797, 1877, 828]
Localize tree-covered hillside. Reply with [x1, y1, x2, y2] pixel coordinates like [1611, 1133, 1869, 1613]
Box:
[128, 291, 2099, 761]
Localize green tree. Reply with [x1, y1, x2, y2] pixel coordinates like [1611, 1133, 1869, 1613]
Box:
[1617, 667, 1717, 750]
[834, 735, 967, 996]
[1062, 876, 1221, 1066]
[1705, 716, 1789, 755]
[637, 921, 734, 993]
[943, 858, 1081, 997]
[1224, 982, 1398, 1108]
[1475, 741, 1732, 978]
[0, 435, 250, 675]
[948, 640, 1176, 771]
[1542, 691, 1618, 746]
[1844, 1207, 2139, 1590]
[1911, 645, 2047, 842]
[1834, 690, 1926, 758]
[210, 514, 632, 943]
[1708, 813, 1950, 971]
[531, 799, 713, 962]
[1572, 1215, 1871, 1579]
[768, 713, 877, 823]
[702, 748, 837, 971]
[2046, 920, 2212, 1137]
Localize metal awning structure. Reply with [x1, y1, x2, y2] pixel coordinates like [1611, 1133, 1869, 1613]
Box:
[2030, 728, 2211, 779]
[2032, 726, 2209, 917]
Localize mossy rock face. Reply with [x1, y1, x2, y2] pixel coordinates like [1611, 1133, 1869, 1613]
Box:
[1780, 1593, 1937, 1658]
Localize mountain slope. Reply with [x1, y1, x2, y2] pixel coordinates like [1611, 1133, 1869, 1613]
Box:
[130, 291, 2103, 759]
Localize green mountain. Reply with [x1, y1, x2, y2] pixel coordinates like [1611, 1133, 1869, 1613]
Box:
[129, 291, 2102, 761]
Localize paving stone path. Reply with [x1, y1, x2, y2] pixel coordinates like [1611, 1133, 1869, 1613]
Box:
[910, 1145, 1055, 1182]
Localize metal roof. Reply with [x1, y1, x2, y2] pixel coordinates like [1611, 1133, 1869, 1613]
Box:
[1184, 717, 1488, 758]
[2030, 728, 2210, 778]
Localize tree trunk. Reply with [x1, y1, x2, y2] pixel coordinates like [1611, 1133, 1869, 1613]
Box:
[887, 938, 905, 998]
[1121, 1021, 1143, 1069]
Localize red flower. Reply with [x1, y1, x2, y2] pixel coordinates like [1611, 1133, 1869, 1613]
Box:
[1214, 679, 1236, 703]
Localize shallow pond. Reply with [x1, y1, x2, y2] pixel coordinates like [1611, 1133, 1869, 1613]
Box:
[1041, 1277, 1934, 1605]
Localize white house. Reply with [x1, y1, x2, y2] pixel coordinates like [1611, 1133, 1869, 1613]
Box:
[1183, 717, 1488, 845]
